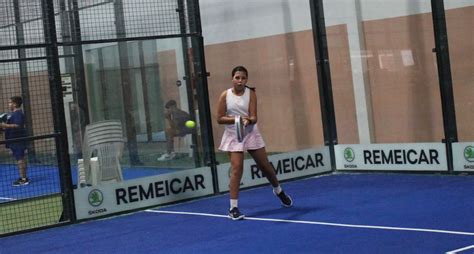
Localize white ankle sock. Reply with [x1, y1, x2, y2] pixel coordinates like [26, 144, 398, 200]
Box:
[273, 185, 282, 195]
[230, 199, 238, 209]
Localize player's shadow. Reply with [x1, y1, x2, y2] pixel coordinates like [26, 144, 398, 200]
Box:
[247, 205, 325, 220]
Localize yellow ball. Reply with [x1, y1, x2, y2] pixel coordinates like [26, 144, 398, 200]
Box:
[185, 120, 196, 129]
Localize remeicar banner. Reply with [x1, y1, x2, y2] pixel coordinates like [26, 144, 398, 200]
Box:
[217, 147, 331, 192]
[74, 167, 214, 220]
[335, 143, 447, 171]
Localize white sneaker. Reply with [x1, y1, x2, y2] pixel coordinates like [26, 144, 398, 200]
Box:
[157, 152, 176, 161]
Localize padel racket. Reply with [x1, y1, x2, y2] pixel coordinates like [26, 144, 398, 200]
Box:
[0, 113, 8, 123]
[235, 115, 246, 142]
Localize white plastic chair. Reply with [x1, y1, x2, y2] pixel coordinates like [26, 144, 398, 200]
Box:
[79, 120, 124, 186]
[174, 135, 193, 157]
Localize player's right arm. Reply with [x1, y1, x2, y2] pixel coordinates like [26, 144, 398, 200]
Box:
[217, 90, 234, 125]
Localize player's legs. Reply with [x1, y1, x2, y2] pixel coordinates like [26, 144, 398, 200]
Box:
[228, 151, 245, 220]
[228, 151, 244, 199]
[18, 158, 27, 178]
[165, 127, 178, 153]
[248, 147, 293, 207]
[247, 147, 279, 187]
[12, 147, 29, 186]
[158, 127, 179, 161]
[12, 147, 27, 177]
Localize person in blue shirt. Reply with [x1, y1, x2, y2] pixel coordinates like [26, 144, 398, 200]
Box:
[157, 100, 193, 161]
[0, 96, 28, 186]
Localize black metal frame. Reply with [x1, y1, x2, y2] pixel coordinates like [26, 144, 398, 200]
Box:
[41, 0, 75, 223]
[2, 0, 216, 236]
[178, 0, 202, 166]
[310, 0, 458, 173]
[14, 0, 38, 163]
[113, 0, 141, 165]
[187, 0, 219, 193]
[431, 0, 457, 173]
[309, 0, 337, 171]
[68, 0, 90, 157]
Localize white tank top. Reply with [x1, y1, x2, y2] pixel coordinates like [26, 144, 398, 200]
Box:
[224, 87, 256, 133]
[226, 87, 250, 117]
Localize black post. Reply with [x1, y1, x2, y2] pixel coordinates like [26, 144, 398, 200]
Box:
[114, 0, 141, 165]
[138, 41, 153, 142]
[97, 48, 109, 120]
[69, 0, 90, 157]
[189, 0, 218, 192]
[431, 0, 457, 173]
[41, 0, 75, 221]
[179, 0, 202, 166]
[309, 0, 337, 170]
[14, 0, 37, 163]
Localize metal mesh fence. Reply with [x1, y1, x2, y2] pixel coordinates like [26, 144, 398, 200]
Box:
[1, 0, 202, 235]
[0, 137, 63, 235]
[0, 0, 47, 47]
[1, 0, 196, 47]
[0, 58, 64, 234]
[75, 0, 184, 41]
[0, 0, 69, 235]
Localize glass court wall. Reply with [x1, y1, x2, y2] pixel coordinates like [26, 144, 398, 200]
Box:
[63, 0, 219, 221]
[324, 0, 444, 144]
[200, 0, 332, 193]
[2, 0, 472, 236]
[62, 1, 208, 171]
[320, 0, 474, 172]
[201, 0, 327, 157]
[1, 0, 219, 233]
[445, 4, 474, 171]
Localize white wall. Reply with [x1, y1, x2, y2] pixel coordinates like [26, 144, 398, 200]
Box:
[200, 0, 312, 45]
[200, 0, 474, 45]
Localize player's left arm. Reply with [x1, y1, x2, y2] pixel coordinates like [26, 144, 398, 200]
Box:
[0, 122, 19, 129]
[0, 112, 23, 130]
[244, 90, 257, 126]
[168, 116, 178, 129]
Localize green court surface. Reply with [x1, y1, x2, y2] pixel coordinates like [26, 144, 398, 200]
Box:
[0, 195, 63, 235]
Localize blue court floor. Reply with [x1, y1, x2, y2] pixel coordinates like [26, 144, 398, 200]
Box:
[1, 173, 473, 253]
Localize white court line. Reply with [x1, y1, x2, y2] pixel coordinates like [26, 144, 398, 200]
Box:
[446, 245, 474, 254]
[0, 197, 16, 201]
[145, 209, 474, 236]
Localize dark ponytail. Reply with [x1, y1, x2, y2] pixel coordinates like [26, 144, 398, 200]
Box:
[245, 85, 255, 91]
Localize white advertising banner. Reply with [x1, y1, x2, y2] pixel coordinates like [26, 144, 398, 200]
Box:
[335, 143, 447, 171]
[452, 142, 474, 172]
[217, 148, 331, 192]
[74, 167, 214, 220]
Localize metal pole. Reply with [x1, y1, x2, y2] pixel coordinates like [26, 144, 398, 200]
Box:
[69, 0, 90, 158]
[189, 0, 218, 192]
[138, 41, 153, 142]
[41, 0, 75, 222]
[431, 0, 457, 173]
[179, 0, 201, 166]
[114, 0, 142, 165]
[13, 0, 37, 163]
[309, 0, 337, 170]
